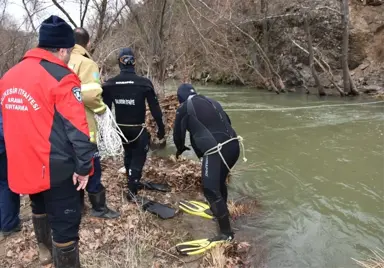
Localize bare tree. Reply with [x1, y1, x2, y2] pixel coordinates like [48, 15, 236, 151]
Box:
[340, 0, 359, 95]
[125, 0, 170, 98]
[304, 12, 325, 96]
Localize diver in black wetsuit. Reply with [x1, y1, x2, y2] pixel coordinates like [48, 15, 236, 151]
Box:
[173, 83, 240, 241]
[102, 48, 165, 199]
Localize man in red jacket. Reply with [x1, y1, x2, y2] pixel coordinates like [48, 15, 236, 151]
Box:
[0, 15, 96, 268]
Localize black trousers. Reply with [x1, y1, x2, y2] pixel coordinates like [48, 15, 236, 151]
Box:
[29, 177, 81, 243]
[122, 128, 149, 185]
[202, 140, 240, 235]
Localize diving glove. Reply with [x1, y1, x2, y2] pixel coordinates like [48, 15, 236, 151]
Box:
[175, 233, 233, 256]
[176, 146, 190, 159]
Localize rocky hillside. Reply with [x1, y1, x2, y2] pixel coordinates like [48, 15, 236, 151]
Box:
[167, 0, 384, 95]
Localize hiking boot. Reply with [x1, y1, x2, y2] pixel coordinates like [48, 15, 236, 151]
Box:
[32, 214, 52, 265]
[88, 187, 120, 219]
[53, 241, 80, 268]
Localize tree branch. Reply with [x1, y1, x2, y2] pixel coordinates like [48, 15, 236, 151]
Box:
[51, 0, 78, 27]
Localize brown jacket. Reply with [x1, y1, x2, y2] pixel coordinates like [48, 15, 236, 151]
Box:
[68, 44, 107, 143]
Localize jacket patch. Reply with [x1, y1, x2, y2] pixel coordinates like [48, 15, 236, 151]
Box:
[92, 72, 100, 83]
[72, 87, 82, 102]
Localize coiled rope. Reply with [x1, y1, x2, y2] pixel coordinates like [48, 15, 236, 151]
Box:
[95, 107, 128, 159]
[224, 100, 384, 112]
[204, 136, 247, 173]
[117, 123, 146, 145]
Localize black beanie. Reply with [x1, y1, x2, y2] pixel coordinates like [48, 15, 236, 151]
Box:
[38, 15, 75, 48]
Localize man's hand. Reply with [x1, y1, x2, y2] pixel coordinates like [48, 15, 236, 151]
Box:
[73, 173, 89, 191]
[176, 146, 191, 159]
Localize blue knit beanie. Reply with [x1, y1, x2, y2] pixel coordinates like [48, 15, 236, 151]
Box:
[38, 15, 75, 48]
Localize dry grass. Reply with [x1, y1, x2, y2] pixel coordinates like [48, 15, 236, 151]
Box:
[353, 249, 384, 268]
[228, 200, 259, 219]
[1, 156, 254, 268]
[202, 241, 251, 268]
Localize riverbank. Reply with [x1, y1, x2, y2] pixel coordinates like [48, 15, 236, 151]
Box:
[0, 155, 258, 268]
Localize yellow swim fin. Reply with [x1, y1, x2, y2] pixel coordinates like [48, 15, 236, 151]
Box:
[175, 235, 232, 256]
[178, 200, 214, 220]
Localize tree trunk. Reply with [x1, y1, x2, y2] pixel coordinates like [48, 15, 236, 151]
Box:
[340, 0, 359, 96]
[261, 0, 268, 55]
[304, 13, 325, 96]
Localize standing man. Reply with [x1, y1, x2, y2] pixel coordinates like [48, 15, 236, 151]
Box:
[173, 83, 241, 255]
[0, 107, 20, 241]
[102, 48, 166, 200]
[68, 27, 119, 219]
[0, 15, 95, 267]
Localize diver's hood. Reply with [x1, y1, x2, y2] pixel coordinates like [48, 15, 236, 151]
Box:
[177, 83, 197, 104]
[119, 47, 135, 72]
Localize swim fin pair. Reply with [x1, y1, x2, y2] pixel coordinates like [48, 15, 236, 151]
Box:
[176, 233, 233, 256]
[129, 195, 176, 220]
[138, 181, 171, 192]
[178, 200, 214, 220]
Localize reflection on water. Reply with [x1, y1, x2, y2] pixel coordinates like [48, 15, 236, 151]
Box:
[164, 84, 384, 268]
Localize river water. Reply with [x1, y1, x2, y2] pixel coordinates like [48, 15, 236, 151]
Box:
[164, 84, 384, 268]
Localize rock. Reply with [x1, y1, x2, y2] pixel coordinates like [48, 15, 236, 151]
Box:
[360, 63, 370, 70]
[362, 85, 384, 93]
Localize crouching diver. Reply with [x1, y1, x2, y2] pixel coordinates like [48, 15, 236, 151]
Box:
[102, 48, 167, 200]
[173, 83, 246, 255]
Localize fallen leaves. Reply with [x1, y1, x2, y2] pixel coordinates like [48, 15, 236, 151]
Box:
[203, 241, 252, 268]
[146, 94, 179, 147]
[2, 152, 254, 268]
[142, 155, 202, 192]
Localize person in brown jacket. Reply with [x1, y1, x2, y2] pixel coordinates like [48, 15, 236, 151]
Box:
[68, 27, 119, 220]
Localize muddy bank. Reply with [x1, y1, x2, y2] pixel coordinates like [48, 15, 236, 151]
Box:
[0, 156, 261, 268]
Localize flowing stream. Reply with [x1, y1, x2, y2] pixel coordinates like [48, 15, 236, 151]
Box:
[162, 84, 384, 268]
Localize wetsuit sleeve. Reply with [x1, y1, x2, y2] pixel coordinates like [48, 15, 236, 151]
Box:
[80, 61, 107, 115]
[145, 83, 165, 138]
[54, 74, 96, 176]
[173, 104, 188, 152]
[101, 82, 113, 110]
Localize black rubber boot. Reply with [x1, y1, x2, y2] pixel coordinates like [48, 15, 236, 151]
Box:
[53, 241, 80, 268]
[210, 198, 234, 239]
[32, 214, 52, 265]
[217, 216, 234, 239]
[88, 187, 120, 219]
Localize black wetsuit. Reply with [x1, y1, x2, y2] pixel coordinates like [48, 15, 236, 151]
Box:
[102, 68, 165, 194]
[173, 90, 240, 236]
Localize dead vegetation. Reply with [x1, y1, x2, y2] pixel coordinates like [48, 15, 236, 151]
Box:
[1, 156, 256, 268]
[2, 0, 383, 97]
[143, 155, 202, 192]
[353, 249, 384, 268]
[146, 94, 179, 148]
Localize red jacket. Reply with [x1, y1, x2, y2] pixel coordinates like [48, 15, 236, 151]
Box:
[0, 48, 96, 194]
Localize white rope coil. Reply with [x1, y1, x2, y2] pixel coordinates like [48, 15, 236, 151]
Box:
[204, 136, 247, 173]
[95, 107, 128, 159]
